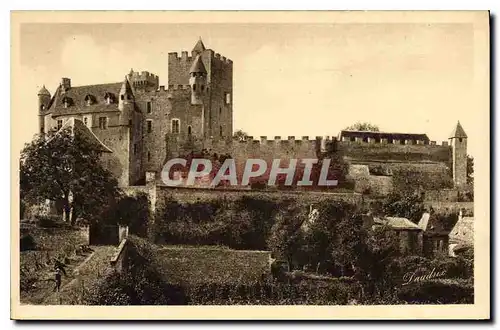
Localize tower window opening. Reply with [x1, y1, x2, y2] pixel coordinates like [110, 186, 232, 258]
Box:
[133, 143, 137, 155]
[121, 95, 124, 100]
[147, 152, 151, 162]
[220, 126, 223, 137]
[57, 120, 63, 130]
[147, 120, 152, 133]
[188, 125, 192, 135]
[171, 119, 180, 134]
[459, 138, 463, 142]
[201, 85, 205, 92]
[147, 101, 152, 114]
[219, 107, 222, 115]
[193, 84, 196, 92]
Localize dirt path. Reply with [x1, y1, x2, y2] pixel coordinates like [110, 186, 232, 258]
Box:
[42, 245, 116, 305]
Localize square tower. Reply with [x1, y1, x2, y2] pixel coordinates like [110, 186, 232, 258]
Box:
[168, 38, 233, 139]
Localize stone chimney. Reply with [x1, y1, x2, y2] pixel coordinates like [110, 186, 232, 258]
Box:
[61, 77, 71, 92]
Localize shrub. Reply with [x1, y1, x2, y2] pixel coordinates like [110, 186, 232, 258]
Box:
[35, 215, 63, 228]
[397, 280, 473, 304]
[20, 234, 37, 252]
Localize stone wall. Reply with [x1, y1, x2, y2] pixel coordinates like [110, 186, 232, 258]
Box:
[155, 185, 363, 210]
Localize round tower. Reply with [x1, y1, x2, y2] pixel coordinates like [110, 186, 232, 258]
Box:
[189, 55, 207, 106]
[449, 121, 468, 187]
[38, 85, 51, 133]
[118, 76, 135, 126]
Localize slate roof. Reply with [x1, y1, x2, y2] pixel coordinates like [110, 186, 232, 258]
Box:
[192, 38, 206, 53]
[47, 117, 112, 153]
[46, 82, 123, 117]
[449, 121, 468, 139]
[189, 55, 207, 74]
[38, 85, 51, 96]
[340, 130, 430, 142]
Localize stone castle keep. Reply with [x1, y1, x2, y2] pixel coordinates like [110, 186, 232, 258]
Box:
[37, 38, 468, 191]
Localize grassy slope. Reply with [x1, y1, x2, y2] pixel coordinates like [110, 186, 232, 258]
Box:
[156, 245, 272, 285]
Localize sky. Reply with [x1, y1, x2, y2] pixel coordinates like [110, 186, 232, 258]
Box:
[15, 22, 484, 158]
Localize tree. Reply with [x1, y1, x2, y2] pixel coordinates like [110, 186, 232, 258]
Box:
[467, 155, 474, 184]
[344, 122, 380, 132]
[233, 129, 249, 141]
[20, 127, 121, 225]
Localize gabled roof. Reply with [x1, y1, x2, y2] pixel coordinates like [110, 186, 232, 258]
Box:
[449, 216, 474, 244]
[48, 82, 122, 117]
[189, 55, 207, 74]
[374, 216, 421, 231]
[449, 121, 467, 139]
[47, 117, 113, 153]
[192, 37, 206, 53]
[418, 212, 430, 231]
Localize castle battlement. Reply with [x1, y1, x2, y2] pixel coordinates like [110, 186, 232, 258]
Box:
[168, 52, 193, 62]
[339, 139, 450, 147]
[128, 70, 159, 88]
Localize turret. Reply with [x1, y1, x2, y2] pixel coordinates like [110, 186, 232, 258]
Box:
[118, 76, 135, 126]
[189, 55, 207, 105]
[38, 85, 51, 133]
[449, 121, 468, 187]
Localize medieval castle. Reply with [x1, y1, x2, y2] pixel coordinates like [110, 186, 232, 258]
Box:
[37, 38, 468, 193]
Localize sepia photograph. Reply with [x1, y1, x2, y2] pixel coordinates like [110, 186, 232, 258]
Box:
[10, 10, 490, 320]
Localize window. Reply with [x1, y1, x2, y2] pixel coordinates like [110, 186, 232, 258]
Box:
[193, 84, 196, 92]
[201, 85, 205, 92]
[147, 101, 152, 114]
[225, 92, 231, 104]
[187, 125, 192, 135]
[219, 107, 222, 115]
[98, 117, 108, 129]
[120, 95, 124, 100]
[133, 144, 137, 155]
[128, 119, 132, 126]
[459, 138, 463, 143]
[147, 152, 151, 162]
[220, 126, 223, 137]
[171, 119, 180, 134]
[147, 120, 152, 133]
[57, 120, 63, 130]
[83, 116, 91, 128]
[105, 93, 114, 105]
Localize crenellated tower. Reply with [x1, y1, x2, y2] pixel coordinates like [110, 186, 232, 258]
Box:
[168, 38, 233, 139]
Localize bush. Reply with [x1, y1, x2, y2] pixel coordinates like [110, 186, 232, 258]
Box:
[20, 234, 37, 251]
[35, 215, 63, 228]
[397, 280, 473, 304]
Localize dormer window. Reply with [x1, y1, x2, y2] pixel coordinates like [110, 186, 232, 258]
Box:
[104, 92, 114, 105]
[84, 94, 96, 106]
[62, 97, 72, 108]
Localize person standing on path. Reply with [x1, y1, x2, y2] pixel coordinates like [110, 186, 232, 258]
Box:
[53, 267, 62, 292]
